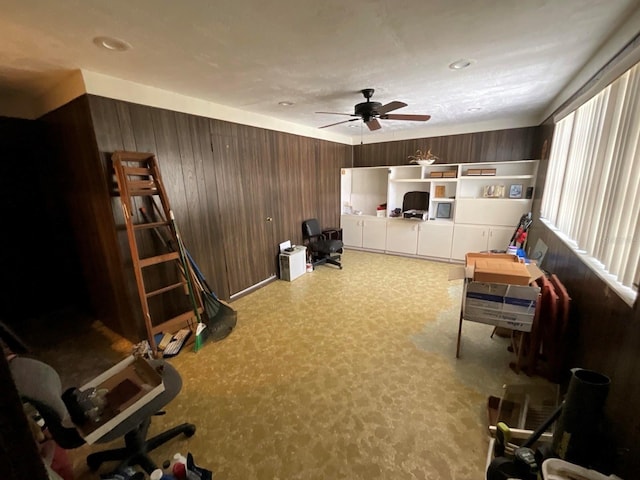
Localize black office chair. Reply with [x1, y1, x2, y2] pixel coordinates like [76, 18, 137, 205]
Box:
[9, 355, 195, 475]
[302, 218, 343, 269]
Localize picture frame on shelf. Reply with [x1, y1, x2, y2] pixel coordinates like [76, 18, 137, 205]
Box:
[482, 184, 505, 198]
[509, 184, 523, 198]
[436, 202, 452, 219]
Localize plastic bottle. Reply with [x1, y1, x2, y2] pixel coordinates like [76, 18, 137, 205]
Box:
[172, 453, 187, 480]
[150, 468, 176, 480]
[150, 470, 164, 480]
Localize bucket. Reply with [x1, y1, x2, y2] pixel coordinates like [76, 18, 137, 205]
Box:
[552, 368, 610, 467]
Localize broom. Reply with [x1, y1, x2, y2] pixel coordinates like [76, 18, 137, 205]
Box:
[140, 205, 236, 342]
[169, 210, 206, 352]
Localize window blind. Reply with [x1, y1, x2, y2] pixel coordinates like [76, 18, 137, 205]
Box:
[541, 62, 640, 303]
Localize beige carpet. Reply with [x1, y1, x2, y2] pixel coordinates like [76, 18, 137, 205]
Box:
[32, 250, 551, 479]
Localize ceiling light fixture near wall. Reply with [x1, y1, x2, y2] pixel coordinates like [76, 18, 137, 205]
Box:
[449, 58, 473, 70]
[93, 36, 132, 52]
[278, 101, 294, 106]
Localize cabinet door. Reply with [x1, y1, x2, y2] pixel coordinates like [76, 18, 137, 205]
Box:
[362, 218, 388, 250]
[341, 216, 363, 248]
[386, 220, 418, 254]
[417, 222, 454, 259]
[451, 224, 489, 260]
[487, 226, 515, 252]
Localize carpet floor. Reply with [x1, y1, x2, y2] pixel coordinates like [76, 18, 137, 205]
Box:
[29, 249, 552, 479]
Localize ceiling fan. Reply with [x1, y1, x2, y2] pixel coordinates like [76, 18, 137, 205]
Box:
[317, 88, 431, 131]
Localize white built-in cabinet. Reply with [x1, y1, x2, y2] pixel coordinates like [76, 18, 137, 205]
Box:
[340, 160, 538, 262]
[341, 216, 387, 250]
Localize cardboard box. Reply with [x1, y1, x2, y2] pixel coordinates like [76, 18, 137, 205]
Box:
[481, 168, 497, 176]
[442, 170, 457, 178]
[463, 252, 544, 285]
[450, 252, 542, 332]
[77, 356, 165, 444]
[466, 168, 483, 176]
[474, 258, 532, 285]
[463, 282, 539, 332]
[429, 171, 443, 178]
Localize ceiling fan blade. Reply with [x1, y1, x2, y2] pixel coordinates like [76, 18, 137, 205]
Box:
[319, 118, 360, 129]
[376, 101, 407, 115]
[315, 111, 357, 116]
[365, 118, 381, 131]
[381, 114, 431, 122]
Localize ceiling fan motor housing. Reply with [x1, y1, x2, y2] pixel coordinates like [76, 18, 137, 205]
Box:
[355, 101, 382, 120]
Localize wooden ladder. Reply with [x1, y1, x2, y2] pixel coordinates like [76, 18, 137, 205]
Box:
[112, 151, 202, 354]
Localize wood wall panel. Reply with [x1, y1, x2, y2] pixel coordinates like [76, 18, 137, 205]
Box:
[316, 140, 351, 229]
[0, 117, 85, 324]
[528, 222, 639, 475]
[353, 127, 539, 167]
[41, 97, 138, 338]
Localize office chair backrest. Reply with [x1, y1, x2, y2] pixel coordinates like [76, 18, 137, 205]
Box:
[302, 218, 322, 239]
[10, 356, 85, 449]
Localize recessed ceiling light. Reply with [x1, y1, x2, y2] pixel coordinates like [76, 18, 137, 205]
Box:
[93, 36, 132, 52]
[348, 123, 361, 128]
[467, 107, 482, 112]
[278, 101, 294, 106]
[449, 59, 473, 70]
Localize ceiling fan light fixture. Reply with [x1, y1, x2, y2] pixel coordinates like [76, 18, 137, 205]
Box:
[449, 58, 473, 70]
[93, 36, 132, 52]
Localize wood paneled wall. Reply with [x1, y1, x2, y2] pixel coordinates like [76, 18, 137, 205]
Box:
[353, 127, 539, 166]
[40, 98, 140, 339]
[87, 95, 350, 304]
[0, 116, 86, 326]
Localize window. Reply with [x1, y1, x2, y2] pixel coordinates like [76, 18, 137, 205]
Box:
[540, 62, 640, 305]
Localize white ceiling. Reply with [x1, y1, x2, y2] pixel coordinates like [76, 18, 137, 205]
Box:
[1, 0, 639, 142]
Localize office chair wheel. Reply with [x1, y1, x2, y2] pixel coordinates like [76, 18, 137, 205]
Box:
[184, 424, 196, 437]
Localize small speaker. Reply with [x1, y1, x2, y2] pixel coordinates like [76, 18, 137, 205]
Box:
[526, 187, 534, 199]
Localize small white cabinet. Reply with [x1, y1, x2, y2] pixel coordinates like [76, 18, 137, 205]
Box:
[341, 215, 387, 250]
[417, 222, 454, 259]
[385, 220, 454, 259]
[386, 220, 420, 255]
[451, 225, 514, 261]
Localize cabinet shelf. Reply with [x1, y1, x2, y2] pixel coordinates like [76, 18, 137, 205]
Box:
[432, 197, 455, 202]
[389, 178, 432, 183]
[457, 196, 530, 201]
[460, 174, 534, 180]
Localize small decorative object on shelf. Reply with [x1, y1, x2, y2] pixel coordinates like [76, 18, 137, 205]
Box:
[483, 185, 505, 198]
[408, 149, 440, 166]
[436, 203, 452, 218]
[509, 184, 523, 198]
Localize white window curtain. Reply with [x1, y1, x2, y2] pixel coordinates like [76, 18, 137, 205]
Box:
[541, 62, 640, 301]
